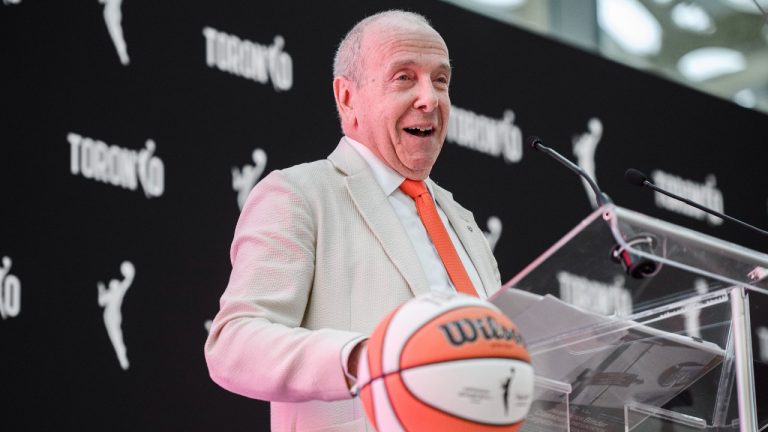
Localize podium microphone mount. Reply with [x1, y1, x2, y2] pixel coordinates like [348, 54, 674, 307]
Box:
[528, 135, 658, 279]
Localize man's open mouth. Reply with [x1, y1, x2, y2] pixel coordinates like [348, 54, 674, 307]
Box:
[404, 127, 434, 137]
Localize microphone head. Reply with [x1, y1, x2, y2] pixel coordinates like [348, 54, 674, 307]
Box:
[527, 136, 543, 151]
[625, 168, 649, 187]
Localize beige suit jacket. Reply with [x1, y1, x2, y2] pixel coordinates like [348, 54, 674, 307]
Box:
[205, 139, 501, 431]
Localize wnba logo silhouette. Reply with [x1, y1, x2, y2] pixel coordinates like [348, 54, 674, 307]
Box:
[3, 1, 127, 63]
[501, 368, 516, 415]
[100, 0, 130, 65]
[483, 216, 502, 252]
[438, 316, 525, 347]
[232, 148, 268, 210]
[97, 261, 135, 370]
[0, 256, 21, 319]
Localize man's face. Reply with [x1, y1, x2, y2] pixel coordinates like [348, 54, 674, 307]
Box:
[343, 22, 451, 180]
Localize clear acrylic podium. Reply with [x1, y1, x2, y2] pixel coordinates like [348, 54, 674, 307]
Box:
[491, 205, 768, 432]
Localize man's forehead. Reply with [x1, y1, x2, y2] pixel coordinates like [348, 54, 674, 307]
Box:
[384, 58, 452, 74]
[363, 25, 449, 64]
[364, 20, 447, 50]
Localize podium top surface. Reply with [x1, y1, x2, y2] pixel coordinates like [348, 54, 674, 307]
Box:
[497, 204, 768, 309]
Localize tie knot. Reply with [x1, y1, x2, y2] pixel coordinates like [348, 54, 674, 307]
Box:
[400, 179, 429, 199]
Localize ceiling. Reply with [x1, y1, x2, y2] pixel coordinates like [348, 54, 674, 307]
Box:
[441, 0, 768, 114]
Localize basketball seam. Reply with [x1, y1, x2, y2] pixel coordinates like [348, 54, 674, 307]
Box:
[368, 303, 405, 431]
[360, 356, 529, 387]
[399, 361, 527, 427]
[395, 305, 525, 428]
[368, 301, 525, 429]
[383, 303, 486, 373]
[381, 316, 407, 431]
[360, 361, 530, 427]
[378, 302, 480, 431]
[377, 302, 473, 381]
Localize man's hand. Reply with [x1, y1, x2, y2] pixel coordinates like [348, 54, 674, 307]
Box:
[346, 339, 368, 389]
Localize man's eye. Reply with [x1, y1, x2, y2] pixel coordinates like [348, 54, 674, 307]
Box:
[396, 74, 410, 81]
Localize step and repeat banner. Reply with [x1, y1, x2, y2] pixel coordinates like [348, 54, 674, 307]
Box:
[2, 0, 767, 430]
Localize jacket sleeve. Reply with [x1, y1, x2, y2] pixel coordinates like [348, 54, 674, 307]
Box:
[204, 170, 363, 402]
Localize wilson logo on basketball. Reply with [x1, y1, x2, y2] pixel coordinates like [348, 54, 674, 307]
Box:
[438, 315, 525, 347]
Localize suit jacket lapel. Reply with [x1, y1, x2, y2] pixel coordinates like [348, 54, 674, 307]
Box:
[431, 181, 497, 298]
[328, 140, 430, 297]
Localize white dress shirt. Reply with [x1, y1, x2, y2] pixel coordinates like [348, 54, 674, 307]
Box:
[344, 136, 485, 298]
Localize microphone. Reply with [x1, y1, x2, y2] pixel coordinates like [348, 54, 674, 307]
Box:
[528, 136, 612, 207]
[624, 168, 768, 237]
[624, 168, 648, 187]
[529, 137, 657, 278]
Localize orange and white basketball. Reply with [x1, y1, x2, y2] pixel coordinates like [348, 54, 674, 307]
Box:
[357, 293, 534, 432]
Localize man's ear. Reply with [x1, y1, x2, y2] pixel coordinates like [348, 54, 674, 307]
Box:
[333, 76, 355, 127]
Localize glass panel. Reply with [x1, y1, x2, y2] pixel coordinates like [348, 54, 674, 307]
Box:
[492, 204, 768, 430]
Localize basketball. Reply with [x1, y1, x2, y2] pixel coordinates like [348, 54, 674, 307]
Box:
[356, 293, 534, 432]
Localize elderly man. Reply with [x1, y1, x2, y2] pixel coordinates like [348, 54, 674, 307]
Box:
[205, 10, 501, 432]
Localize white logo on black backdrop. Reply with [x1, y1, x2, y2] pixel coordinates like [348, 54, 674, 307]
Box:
[202, 26, 293, 91]
[233, 148, 268, 210]
[100, 0, 129, 65]
[483, 216, 502, 252]
[204, 319, 212, 333]
[758, 326, 768, 363]
[683, 278, 709, 339]
[651, 170, 724, 226]
[68, 132, 165, 198]
[572, 118, 603, 209]
[0, 256, 22, 320]
[5, 1, 129, 62]
[557, 271, 632, 316]
[446, 107, 523, 163]
[97, 261, 134, 370]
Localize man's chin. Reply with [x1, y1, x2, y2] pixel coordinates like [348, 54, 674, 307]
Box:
[400, 161, 436, 180]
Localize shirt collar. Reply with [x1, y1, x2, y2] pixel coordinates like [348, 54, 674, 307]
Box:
[344, 136, 435, 197]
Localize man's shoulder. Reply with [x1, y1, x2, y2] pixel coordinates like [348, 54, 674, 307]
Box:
[269, 139, 359, 189]
[280, 158, 336, 179]
[261, 157, 343, 196]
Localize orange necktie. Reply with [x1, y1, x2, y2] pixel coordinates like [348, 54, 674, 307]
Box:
[400, 179, 477, 297]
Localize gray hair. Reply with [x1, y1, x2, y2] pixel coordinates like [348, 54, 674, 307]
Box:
[333, 10, 433, 85]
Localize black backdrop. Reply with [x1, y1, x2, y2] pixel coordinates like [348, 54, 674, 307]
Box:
[2, 0, 767, 430]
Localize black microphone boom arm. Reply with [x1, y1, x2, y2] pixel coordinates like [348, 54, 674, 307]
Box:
[528, 136, 612, 207]
[624, 168, 768, 237]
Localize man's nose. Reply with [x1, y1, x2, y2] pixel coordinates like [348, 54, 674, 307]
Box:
[413, 79, 440, 112]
